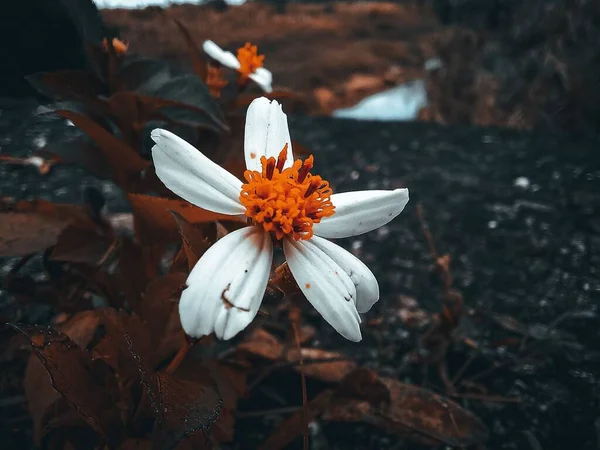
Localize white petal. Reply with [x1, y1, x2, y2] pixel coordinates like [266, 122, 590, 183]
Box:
[313, 188, 409, 239]
[151, 128, 245, 215]
[179, 226, 273, 340]
[283, 237, 362, 341]
[309, 236, 379, 313]
[244, 98, 294, 172]
[202, 40, 241, 70]
[248, 68, 273, 93]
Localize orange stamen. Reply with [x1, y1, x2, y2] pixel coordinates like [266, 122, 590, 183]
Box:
[102, 37, 128, 56]
[240, 147, 335, 241]
[206, 64, 228, 98]
[236, 42, 265, 83]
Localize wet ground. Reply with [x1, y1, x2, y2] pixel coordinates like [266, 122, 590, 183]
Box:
[1, 103, 599, 448]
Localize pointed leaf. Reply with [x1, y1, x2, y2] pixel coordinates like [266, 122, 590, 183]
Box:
[170, 210, 216, 270]
[173, 19, 207, 81]
[119, 57, 171, 92]
[324, 371, 489, 447]
[13, 324, 123, 448]
[137, 74, 227, 131]
[128, 194, 241, 244]
[26, 70, 106, 101]
[55, 109, 150, 189]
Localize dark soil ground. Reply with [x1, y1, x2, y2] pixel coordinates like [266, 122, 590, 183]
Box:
[1, 100, 599, 449]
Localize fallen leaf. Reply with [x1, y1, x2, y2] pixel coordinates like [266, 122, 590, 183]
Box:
[259, 390, 334, 450]
[324, 370, 489, 447]
[50, 218, 114, 265]
[128, 194, 238, 244]
[237, 328, 283, 361]
[286, 348, 357, 383]
[14, 324, 123, 448]
[170, 211, 216, 270]
[0, 200, 87, 256]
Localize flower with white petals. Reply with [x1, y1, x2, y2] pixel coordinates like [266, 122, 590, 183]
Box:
[151, 98, 409, 342]
[203, 40, 273, 93]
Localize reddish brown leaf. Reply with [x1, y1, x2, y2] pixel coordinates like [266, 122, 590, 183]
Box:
[336, 367, 391, 406]
[142, 273, 187, 364]
[119, 237, 161, 317]
[237, 328, 283, 361]
[0, 200, 87, 256]
[50, 217, 114, 265]
[24, 310, 104, 444]
[125, 341, 222, 450]
[128, 194, 239, 244]
[0, 212, 69, 256]
[173, 19, 207, 81]
[169, 246, 190, 274]
[26, 70, 106, 101]
[170, 211, 216, 270]
[150, 372, 222, 450]
[99, 309, 155, 377]
[178, 360, 248, 443]
[324, 370, 489, 447]
[14, 324, 123, 448]
[56, 109, 150, 189]
[286, 348, 357, 383]
[259, 390, 334, 450]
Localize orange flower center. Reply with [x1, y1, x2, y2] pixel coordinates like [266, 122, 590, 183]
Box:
[236, 42, 264, 80]
[240, 146, 335, 241]
[102, 37, 129, 55]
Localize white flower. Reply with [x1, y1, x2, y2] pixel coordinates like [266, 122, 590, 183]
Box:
[151, 98, 409, 342]
[203, 40, 273, 93]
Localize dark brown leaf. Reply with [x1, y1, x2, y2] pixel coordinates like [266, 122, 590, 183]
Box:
[119, 237, 160, 316]
[259, 390, 334, 450]
[0, 212, 69, 256]
[50, 217, 114, 265]
[56, 109, 150, 189]
[170, 211, 216, 270]
[142, 273, 186, 364]
[128, 194, 239, 245]
[0, 200, 87, 256]
[119, 57, 171, 92]
[26, 70, 106, 101]
[137, 74, 227, 131]
[325, 372, 489, 447]
[127, 341, 223, 450]
[14, 324, 123, 448]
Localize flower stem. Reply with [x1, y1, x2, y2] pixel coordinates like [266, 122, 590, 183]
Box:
[289, 303, 308, 450]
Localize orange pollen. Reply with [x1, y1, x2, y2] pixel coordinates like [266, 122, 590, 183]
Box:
[102, 37, 128, 55]
[236, 42, 264, 80]
[240, 147, 335, 241]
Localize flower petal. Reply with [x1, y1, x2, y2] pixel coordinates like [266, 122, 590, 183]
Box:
[244, 98, 294, 172]
[309, 236, 379, 313]
[151, 128, 245, 215]
[202, 40, 241, 70]
[179, 226, 273, 340]
[313, 188, 409, 239]
[248, 67, 273, 93]
[284, 237, 362, 341]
